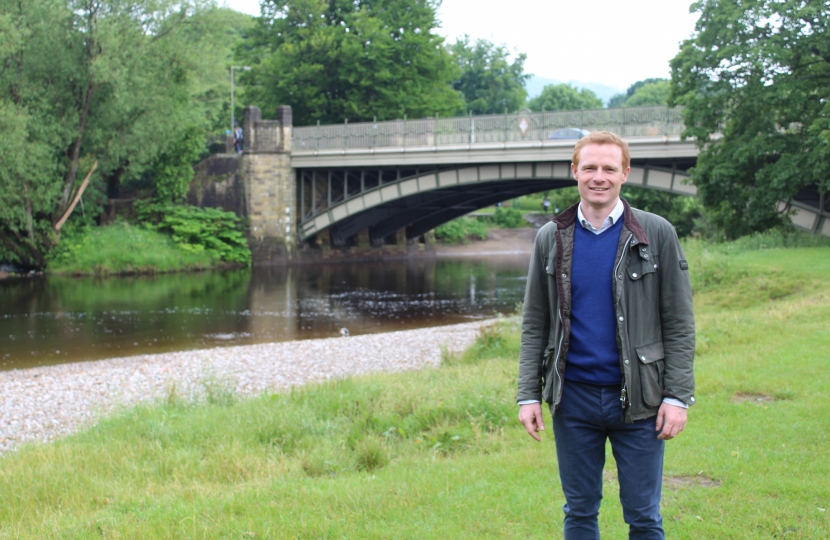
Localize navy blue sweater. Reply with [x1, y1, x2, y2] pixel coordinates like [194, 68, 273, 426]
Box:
[565, 218, 623, 385]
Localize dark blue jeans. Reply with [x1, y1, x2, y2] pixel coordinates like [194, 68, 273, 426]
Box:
[552, 380, 665, 540]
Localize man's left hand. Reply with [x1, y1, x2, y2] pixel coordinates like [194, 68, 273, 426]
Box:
[655, 402, 687, 440]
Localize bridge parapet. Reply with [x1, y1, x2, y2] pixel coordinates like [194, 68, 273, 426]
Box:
[293, 106, 685, 151]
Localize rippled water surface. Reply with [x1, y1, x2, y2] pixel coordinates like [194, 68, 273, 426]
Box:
[0, 255, 530, 370]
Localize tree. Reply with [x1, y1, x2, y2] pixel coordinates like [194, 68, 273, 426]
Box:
[527, 83, 602, 112]
[607, 78, 667, 108]
[620, 186, 702, 238]
[624, 80, 671, 107]
[241, 0, 463, 125]
[670, 0, 830, 237]
[0, 0, 229, 268]
[449, 36, 528, 115]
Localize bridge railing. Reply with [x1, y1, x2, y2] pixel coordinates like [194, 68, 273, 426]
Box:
[292, 106, 685, 151]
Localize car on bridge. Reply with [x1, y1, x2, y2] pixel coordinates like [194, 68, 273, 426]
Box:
[548, 128, 590, 140]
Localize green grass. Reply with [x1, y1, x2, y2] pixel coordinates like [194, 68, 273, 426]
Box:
[3, 236, 830, 538]
[47, 222, 217, 276]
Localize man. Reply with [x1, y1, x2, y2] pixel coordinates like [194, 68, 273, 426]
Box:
[517, 131, 695, 539]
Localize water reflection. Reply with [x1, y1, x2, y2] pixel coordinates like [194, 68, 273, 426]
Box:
[0, 255, 530, 370]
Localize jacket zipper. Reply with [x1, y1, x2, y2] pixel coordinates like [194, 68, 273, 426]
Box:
[614, 234, 634, 408]
[552, 304, 564, 406]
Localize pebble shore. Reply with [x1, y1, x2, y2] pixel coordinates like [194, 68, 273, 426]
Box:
[0, 320, 494, 454]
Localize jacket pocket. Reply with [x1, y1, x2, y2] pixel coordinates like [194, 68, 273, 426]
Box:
[627, 260, 656, 281]
[635, 340, 665, 408]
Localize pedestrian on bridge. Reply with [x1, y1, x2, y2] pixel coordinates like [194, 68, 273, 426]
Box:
[234, 126, 243, 154]
[517, 130, 695, 539]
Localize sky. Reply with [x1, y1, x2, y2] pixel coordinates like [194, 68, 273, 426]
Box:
[221, 0, 700, 93]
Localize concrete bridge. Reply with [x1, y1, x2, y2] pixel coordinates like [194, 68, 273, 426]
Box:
[234, 105, 829, 262]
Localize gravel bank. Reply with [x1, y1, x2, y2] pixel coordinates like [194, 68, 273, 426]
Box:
[0, 320, 494, 454]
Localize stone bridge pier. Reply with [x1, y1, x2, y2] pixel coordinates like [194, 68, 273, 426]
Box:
[240, 105, 295, 264]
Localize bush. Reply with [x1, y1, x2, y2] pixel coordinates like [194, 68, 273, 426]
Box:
[434, 216, 489, 244]
[492, 207, 525, 228]
[136, 202, 251, 265]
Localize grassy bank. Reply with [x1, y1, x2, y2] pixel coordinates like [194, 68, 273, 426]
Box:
[47, 223, 217, 275]
[2, 237, 829, 537]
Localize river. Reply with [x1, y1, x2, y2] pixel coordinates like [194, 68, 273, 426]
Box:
[0, 254, 531, 371]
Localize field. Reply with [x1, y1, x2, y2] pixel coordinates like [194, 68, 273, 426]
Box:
[1, 235, 829, 538]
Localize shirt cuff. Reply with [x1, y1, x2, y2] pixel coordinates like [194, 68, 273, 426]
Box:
[662, 397, 688, 409]
[517, 399, 541, 406]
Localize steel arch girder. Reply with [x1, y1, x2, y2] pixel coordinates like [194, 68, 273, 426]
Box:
[326, 179, 575, 245]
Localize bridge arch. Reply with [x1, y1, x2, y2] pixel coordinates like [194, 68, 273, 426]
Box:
[298, 161, 696, 246]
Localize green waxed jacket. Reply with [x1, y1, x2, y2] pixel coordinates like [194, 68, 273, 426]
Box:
[516, 199, 696, 423]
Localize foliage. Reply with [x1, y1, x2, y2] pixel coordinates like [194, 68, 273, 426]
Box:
[492, 207, 526, 228]
[2, 246, 830, 537]
[448, 35, 528, 115]
[241, 0, 463, 125]
[0, 0, 239, 268]
[669, 0, 830, 238]
[547, 187, 582, 215]
[624, 80, 671, 107]
[136, 202, 251, 265]
[527, 83, 603, 112]
[46, 222, 215, 275]
[434, 216, 489, 244]
[621, 186, 703, 238]
[607, 78, 668, 108]
[151, 126, 207, 203]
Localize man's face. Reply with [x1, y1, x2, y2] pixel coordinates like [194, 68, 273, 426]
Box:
[572, 143, 630, 213]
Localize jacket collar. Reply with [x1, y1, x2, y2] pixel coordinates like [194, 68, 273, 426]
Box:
[553, 198, 649, 245]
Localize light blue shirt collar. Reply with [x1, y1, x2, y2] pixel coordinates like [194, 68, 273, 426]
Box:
[578, 199, 625, 235]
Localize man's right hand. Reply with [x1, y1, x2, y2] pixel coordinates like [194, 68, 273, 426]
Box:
[518, 403, 546, 441]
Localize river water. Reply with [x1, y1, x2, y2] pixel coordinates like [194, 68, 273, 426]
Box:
[0, 255, 531, 371]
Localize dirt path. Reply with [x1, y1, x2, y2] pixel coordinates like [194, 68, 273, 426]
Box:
[434, 214, 553, 256]
[434, 226, 542, 256]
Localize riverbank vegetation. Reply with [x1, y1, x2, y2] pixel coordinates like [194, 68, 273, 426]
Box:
[1, 234, 828, 537]
[435, 207, 528, 244]
[47, 204, 250, 275]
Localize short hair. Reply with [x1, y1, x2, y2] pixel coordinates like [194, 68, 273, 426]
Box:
[572, 131, 630, 170]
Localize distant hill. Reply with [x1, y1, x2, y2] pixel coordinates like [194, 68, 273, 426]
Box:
[526, 75, 623, 107]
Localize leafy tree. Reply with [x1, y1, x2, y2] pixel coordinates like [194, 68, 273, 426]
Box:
[624, 80, 671, 107]
[607, 78, 667, 108]
[527, 83, 602, 112]
[241, 0, 463, 125]
[449, 36, 528, 115]
[621, 186, 702, 238]
[0, 1, 235, 268]
[152, 126, 206, 203]
[670, 0, 830, 237]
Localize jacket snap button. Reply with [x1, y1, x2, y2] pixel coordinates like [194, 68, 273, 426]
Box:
[618, 274, 622, 279]
[618, 316, 624, 322]
[643, 254, 649, 259]
[632, 272, 638, 278]
[641, 355, 646, 361]
[562, 273, 567, 279]
[624, 359, 629, 365]
[653, 264, 658, 269]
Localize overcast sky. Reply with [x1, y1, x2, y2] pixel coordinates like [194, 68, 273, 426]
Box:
[220, 0, 700, 92]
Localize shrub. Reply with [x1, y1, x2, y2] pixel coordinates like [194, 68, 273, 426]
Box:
[434, 216, 489, 244]
[136, 202, 251, 265]
[492, 207, 525, 228]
